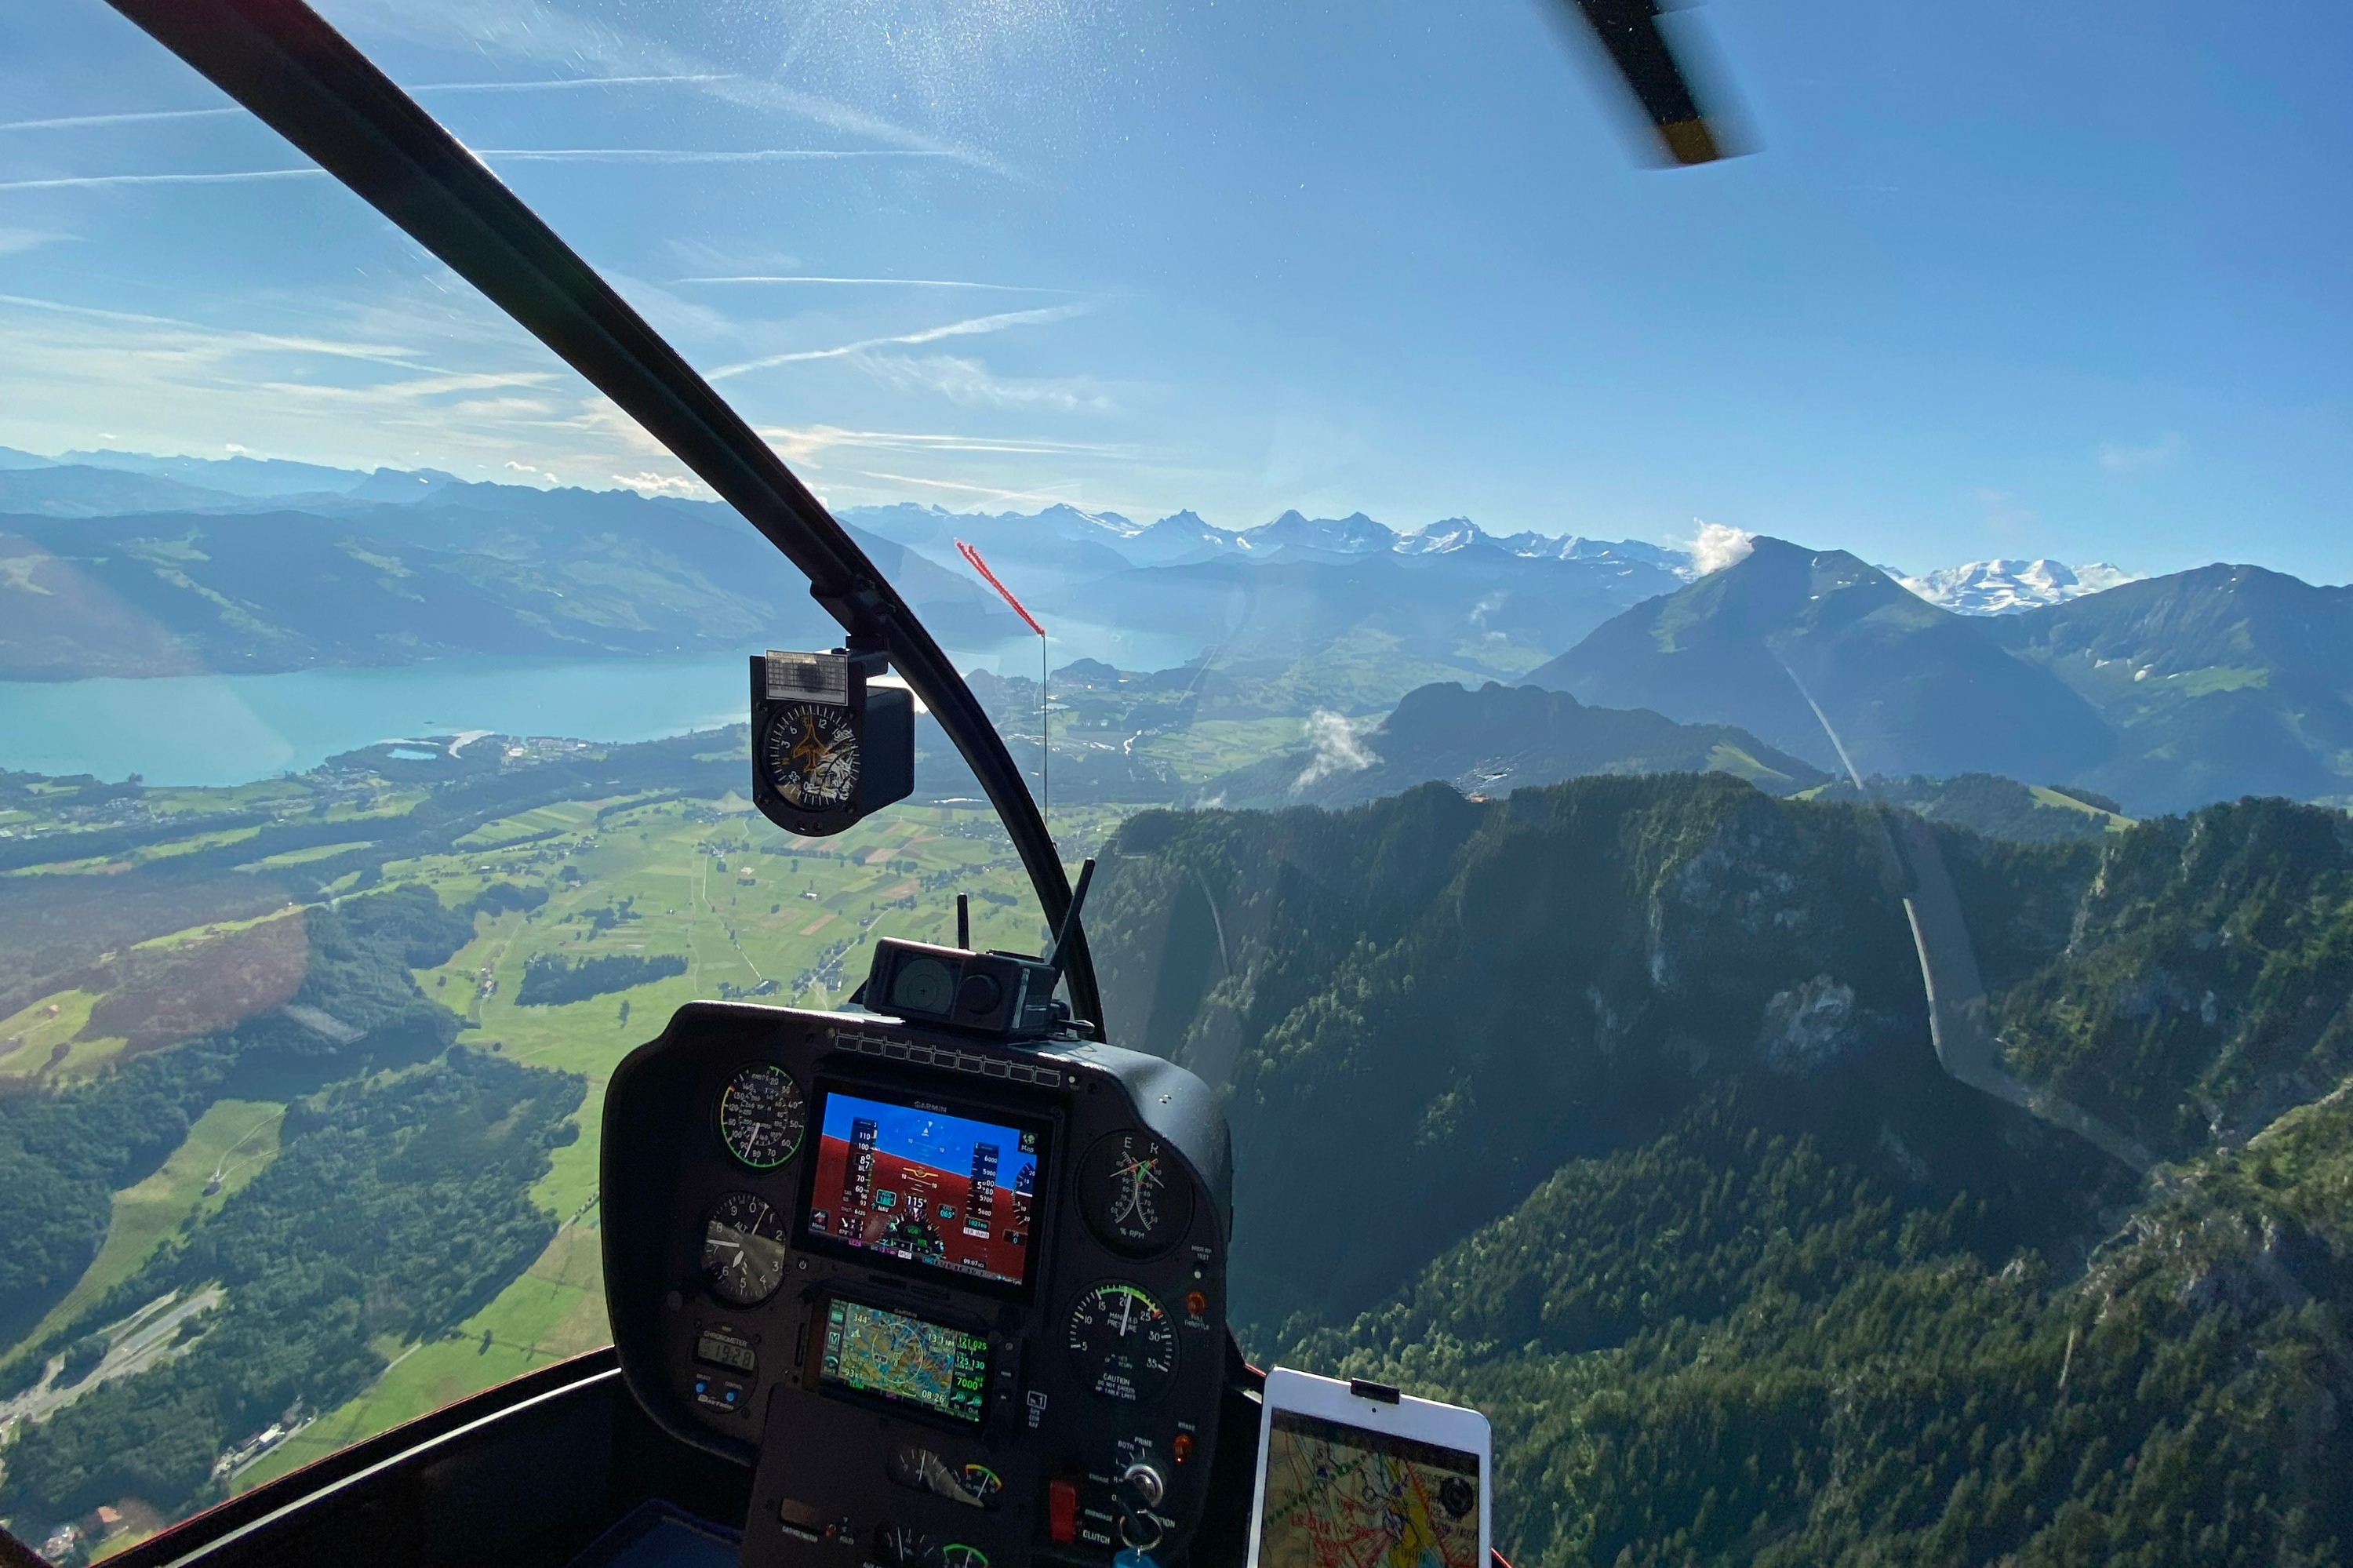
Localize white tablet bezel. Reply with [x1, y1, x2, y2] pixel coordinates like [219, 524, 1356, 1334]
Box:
[1245, 1366, 1492, 1568]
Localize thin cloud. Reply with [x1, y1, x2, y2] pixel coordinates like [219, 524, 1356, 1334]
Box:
[681, 275, 1068, 293]
[2098, 433, 2184, 474]
[1974, 486, 2036, 533]
[474, 147, 953, 164]
[0, 228, 71, 256]
[860, 471, 1088, 508]
[413, 74, 733, 93]
[0, 78, 729, 134]
[707, 303, 1089, 380]
[0, 169, 326, 193]
[856, 352, 1115, 413]
[0, 107, 245, 133]
[761, 424, 1129, 461]
[322, 0, 1016, 177]
[0, 289, 421, 366]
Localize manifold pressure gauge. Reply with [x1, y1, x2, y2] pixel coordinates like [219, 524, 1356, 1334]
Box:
[749, 649, 914, 837]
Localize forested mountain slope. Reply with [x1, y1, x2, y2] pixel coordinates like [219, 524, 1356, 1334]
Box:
[1090, 775, 2353, 1565]
[1989, 563, 2353, 811]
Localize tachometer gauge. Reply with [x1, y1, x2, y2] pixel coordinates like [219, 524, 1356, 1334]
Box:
[703, 1191, 789, 1307]
[718, 1064, 806, 1169]
[1065, 1282, 1177, 1403]
[1078, 1131, 1195, 1256]
[761, 701, 860, 811]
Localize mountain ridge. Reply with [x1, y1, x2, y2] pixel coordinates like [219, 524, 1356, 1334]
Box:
[1195, 680, 1828, 809]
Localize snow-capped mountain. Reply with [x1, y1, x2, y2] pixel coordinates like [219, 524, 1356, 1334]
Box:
[837, 501, 1686, 575]
[1891, 558, 2141, 615]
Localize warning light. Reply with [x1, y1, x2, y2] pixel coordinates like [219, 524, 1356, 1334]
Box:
[1172, 1433, 1193, 1465]
[1184, 1290, 1206, 1317]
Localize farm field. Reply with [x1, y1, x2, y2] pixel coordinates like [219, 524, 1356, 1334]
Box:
[230, 792, 1123, 1493]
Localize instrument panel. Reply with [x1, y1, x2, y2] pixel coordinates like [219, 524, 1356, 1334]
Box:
[602, 1002, 1234, 1568]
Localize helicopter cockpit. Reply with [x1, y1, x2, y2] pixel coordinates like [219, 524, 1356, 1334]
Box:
[604, 864, 1237, 1568]
[8, 0, 2346, 1564]
[0, 0, 1740, 1563]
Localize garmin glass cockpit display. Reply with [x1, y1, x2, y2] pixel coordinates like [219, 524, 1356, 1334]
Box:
[602, 988, 1234, 1568]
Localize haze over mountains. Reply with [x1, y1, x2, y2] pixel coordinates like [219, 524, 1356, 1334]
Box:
[4, 447, 2349, 817]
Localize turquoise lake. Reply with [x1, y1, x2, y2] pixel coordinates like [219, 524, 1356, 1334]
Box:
[0, 657, 751, 786]
[0, 617, 1192, 787]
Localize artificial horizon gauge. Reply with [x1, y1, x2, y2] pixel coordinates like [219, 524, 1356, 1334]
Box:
[1078, 1131, 1195, 1256]
[703, 1191, 790, 1307]
[1065, 1282, 1178, 1404]
[761, 700, 860, 811]
[718, 1063, 806, 1169]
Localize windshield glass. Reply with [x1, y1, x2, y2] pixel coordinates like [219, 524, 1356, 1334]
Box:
[5, 0, 2351, 1563]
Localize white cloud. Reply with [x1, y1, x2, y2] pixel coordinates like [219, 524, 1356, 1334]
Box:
[2098, 433, 2184, 473]
[1688, 519, 1755, 575]
[611, 471, 709, 497]
[1292, 709, 1378, 793]
[0, 279, 649, 478]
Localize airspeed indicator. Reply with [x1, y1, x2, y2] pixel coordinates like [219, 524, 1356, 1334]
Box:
[718, 1064, 806, 1169]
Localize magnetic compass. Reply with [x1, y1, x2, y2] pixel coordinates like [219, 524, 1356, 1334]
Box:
[747, 650, 914, 837]
[761, 701, 860, 812]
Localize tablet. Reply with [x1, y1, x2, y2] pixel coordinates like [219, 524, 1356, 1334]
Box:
[1246, 1367, 1491, 1568]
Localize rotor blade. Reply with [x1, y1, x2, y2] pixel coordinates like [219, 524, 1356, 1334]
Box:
[101, 0, 1101, 1029]
[1558, 0, 1736, 166]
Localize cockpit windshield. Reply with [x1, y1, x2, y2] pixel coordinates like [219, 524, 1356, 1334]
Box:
[4, 1, 2351, 1564]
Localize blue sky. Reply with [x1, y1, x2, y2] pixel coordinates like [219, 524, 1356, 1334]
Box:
[0, 0, 2347, 581]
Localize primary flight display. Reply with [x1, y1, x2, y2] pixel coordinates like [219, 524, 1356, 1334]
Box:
[801, 1085, 1046, 1290]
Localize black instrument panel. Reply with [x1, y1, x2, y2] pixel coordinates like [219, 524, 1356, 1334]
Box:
[602, 1002, 1233, 1568]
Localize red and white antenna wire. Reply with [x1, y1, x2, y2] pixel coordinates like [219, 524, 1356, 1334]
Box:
[955, 540, 1050, 835]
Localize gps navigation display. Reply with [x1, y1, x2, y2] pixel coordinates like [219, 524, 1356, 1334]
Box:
[1258, 1411, 1482, 1568]
[802, 1086, 1043, 1290]
[816, 1298, 989, 1424]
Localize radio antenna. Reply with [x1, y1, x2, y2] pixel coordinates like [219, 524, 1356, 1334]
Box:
[1045, 857, 1096, 979]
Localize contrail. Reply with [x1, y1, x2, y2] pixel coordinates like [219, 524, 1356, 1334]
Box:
[471, 147, 952, 163]
[680, 276, 1066, 293]
[0, 169, 326, 192]
[0, 107, 245, 132]
[710, 303, 1089, 380]
[413, 74, 733, 93]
